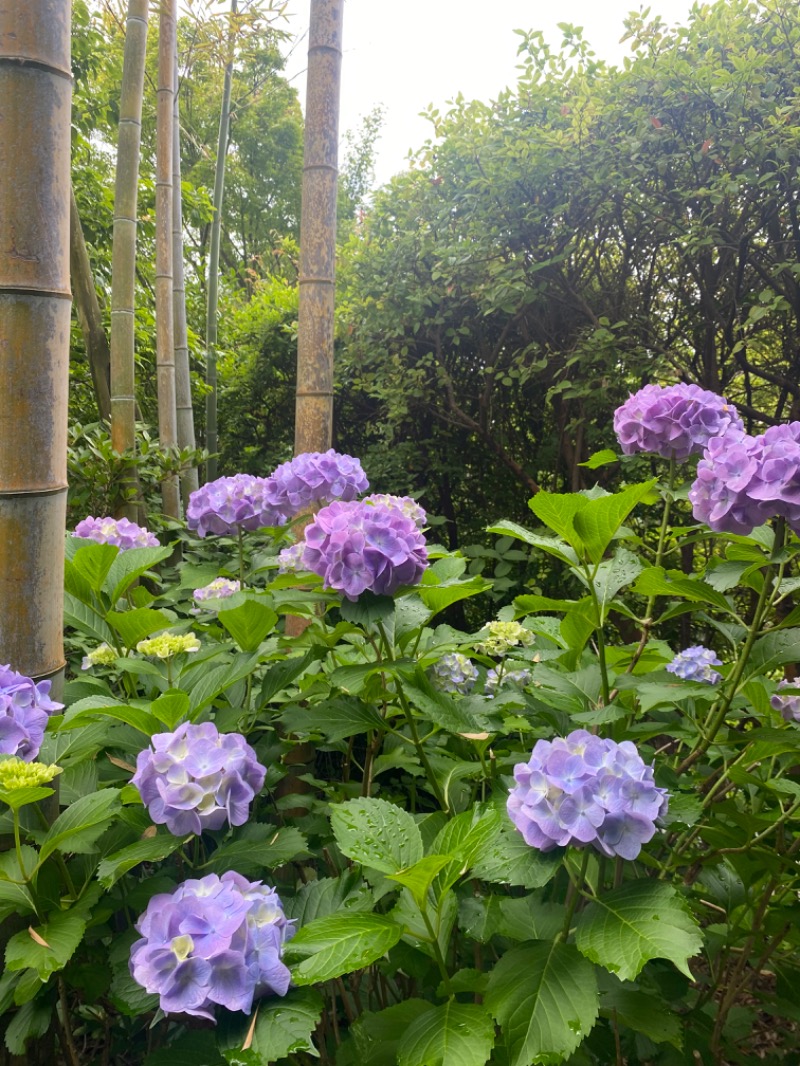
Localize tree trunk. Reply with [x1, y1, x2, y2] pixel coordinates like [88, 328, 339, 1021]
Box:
[204, 0, 237, 483]
[0, 5, 71, 679]
[156, 0, 180, 519]
[172, 53, 198, 502]
[294, 0, 343, 457]
[110, 0, 149, 519]
[70, 184, 112, 423]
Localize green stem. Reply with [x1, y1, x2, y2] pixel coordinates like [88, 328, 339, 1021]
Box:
[559, 849, 591, 941]
[12, 810, 28, 882]
[420, 906, 453, 996]
[238, 527, 246, 585]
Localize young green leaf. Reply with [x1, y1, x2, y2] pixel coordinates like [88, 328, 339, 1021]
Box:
[397, 1001, 495, 1066]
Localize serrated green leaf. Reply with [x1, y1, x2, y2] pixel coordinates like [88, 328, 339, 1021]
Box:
[401, 670, 499, 735]
[4, 997, 52, 1055]
[149, 690, 190, 729]
[106, 545, 171, 603]
[279, 698, 384, 741]
[187, 653, 260, 713]
[572, 480, 657, 563]
[574, 881, 702, 980]
[340, 592, 396, 626]
[60, 695, 158, 735]
[348, 1001, 433, 1066]
[397, 1001, 495, 1066]
[417, 576, 492, 616]
[286, 913, 402, 984]
[486, 521, 579, 565]
[331, 797, 423, 873]
[633, 566, 736, 615]
[485, 941, 599, 1066]
[600, 981, 683, 1046]
[283, 872, 374, 926]
[471, 818, 561, 888]
[259, 646, 328, 705]
[71, 542, 120, 591]
[220, 988, 323, 1064]
[64, 591, 116, 645]
[39, 788, 120, 862]
[588, 549, 643, 621]
[5, 909, 87, 979]
[203, 823, 308, 876]
[217, 599, 279, 652]
[579, 449, 619, 469]
[97, 833, 185, 888]
[107, 607, 173, 650]
[387, 854, 454, 908]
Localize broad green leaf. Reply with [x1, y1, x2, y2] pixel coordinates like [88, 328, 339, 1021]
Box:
[387, 854, 454, 908]
[528, 491, 589, 548]
[70, 541, 120, 591]
[347, 1001, 433, 1066]
[203, 824, 308, 876]
[149, 690, 190, 729]
[60, 695, 158, 735]
[4, 997, 52, 1056]
[188, 653, 260, 713]
[340, 591, 396, 626]
[417, 576, 493, 616]
[279, 698, 384, 741]
[402, 670, 499, 735]
[106, 544, 171, 603]
[587, 548, 644, 621]
[487, 521, 579, 565]
[459, 895, 564, 944]
[64, 591, 116, 645]
[397, 1001, 495, 1066]
[218, 599, 279, 652]
[220, 988, 323, 1065]
[572, 480, 657, 563]
[0, 785, 55, 812]
[579, 448, 619, 469]
[259, 646, 328, 705]
[283, 872, 374, 926]
[471, 819, 561, 888]
[330, 658, 415, 696]
[599, 981, 683, 1047]
[0, 850, 36, 920]
[633, 567, 735, 615]
[97, 834, 185, 888]
[5, 908, 88, 979]
[431, 807, 503, 892]
[106, 607, 173, 650]
[485, 941, 599, 1066]
[39, 788, 120, 862]
[574, 880, 702, 980]
[331, 797, 423, 873]
[286, 913, 402, 984]
[743, 628, 800, 681]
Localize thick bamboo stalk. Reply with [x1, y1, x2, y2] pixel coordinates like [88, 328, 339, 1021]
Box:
[204, 0, 237, 484]
[0, 1, 71, 680]
[172, 54, 198, 501]
[294, 0, 343, 456]
[110, 0, 149, 518]
[70, 185, 112, 423]
[156, 0, 180, 519]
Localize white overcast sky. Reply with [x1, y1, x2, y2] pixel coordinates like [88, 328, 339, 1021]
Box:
[281, 0, 696, 188]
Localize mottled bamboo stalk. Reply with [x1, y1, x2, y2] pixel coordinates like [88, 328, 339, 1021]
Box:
[172, 51, 198, 502]
[294, 0, 343, 457]
[70, 184, 112, 423]
[156, 0, 180, 519]
[204, 0, 237, 483]
[110, 0, 149, 519]
[0, 1, 71, 681]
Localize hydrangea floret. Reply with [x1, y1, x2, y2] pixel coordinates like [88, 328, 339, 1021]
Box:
[771, 680, 800, 724]
[192, 578, 241, 611]
[136, 633, 201, 660]
[613, 383, 743, 461]
[690, 422, 800, 536]
[477, 621, 535, 657]
[81, 643, 118, 671]
[129, 871, 293, 1019]
[0, 665, 62, 762]
[302, 500, 428, 600]
[73, 516, 160, 550]
[0, 758, 61, 791]
[264, 450, 369, 522]
[131, 721, 266, 836]
[363, 493, 427, 529]
[186, 475, 284, 538]
[432, 653, 478, 694]
[277, 541, 307, 575]
[508, 729, 669, 860]
[666, 645, 722, 684]
[485, 667, 531, 697]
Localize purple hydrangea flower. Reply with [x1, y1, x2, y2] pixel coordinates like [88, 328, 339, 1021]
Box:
[363, 493, 427, 529]
[129, 872, 294, 1020]
[187, 475, 284, 538]
[690, 422, 800, 536]
[614, 383, 743, 461]
[771, 680, 800, 723]
[485, 667, 531, 697]
[264, 450, 369, 522]
[0, 665, 62, 762]
[302, 500, 428, 601]
[73, 516, 159, 550]
[277, 541, 307, 575]
[508, 729, 669, 860]
[432, 653, 478, 694]
[131, 722, 266, 837]
[192, 578, 241, 611]
[666, 645, 722, 684]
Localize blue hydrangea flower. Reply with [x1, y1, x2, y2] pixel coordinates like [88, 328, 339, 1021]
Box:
[0, 665, 62, 762]
[192, 579, 241, 613]
[432, 653, 478, 694]
[264, 450, 369, 522]
[508, 730, 669, 860]
[74, 516, 159, 549]
[771, 680, 800, 723]
[129, 872, 293, 1019]
[277, 541, 307, 575]
[666, 645, 722, 684]
[187, 475, 284, 538]
[614, 383, 743, 461]
[363, 493, 426, 529]
[485, 667, 531, 698]
[132, 722, 266, 837]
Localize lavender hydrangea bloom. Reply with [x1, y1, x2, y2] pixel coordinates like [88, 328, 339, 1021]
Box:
[613, 383, 743, 461]
[132, 722, 266, 836]
[302, 500, 428, 601]
[485, 667, 531, 698]
[0, 665, 62, 762]
[187, 475, 284, 538]
[193, 578, 241, 608]
[690, 422, 800, 535]
[363, 493, 427, 529]
[771, 680, 800, 723]
[432, 653, 478, 694]
[666, 645, 722, 684]
[73, 516, 159, 550]
[129, 872, 293, 1019]
[508, 730, 669, 860]
[264, 450, 369, 522]
[277, 541, 307, 575]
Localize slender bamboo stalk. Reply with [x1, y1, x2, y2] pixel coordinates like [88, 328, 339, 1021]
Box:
[172, 51, 199, 502]
[294, 0, 343, 456]
[156, 0, 180, 519]
[0, 3, 71, 683]
[204, 0, 237, 483]
[70, 185, 112, 423]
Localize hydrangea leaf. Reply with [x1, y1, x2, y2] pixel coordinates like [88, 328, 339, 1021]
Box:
[485, 941, 599, 1066]
[386, 854, 455, 908]
[574, 881, 702, 980]
[285, 913, 402, 985]
[217, 988, 323, 1065]
[106, 545, 171, 603]
[39, 788, 121, 862]
[571, 480, 658, 564]
[633, 566, 735, 614]
[64, 591, 116, 645]
[279, 698, 384, 742]
[106, 607, 174, 650]
[69, 542, 119, 592]
[6, 909, 88, 979]
[331, 797, 423, 873]
[203, 824, 309, 876]
[60, 695, 159, 736]
[259, 646, 328, 704]
[97, 834, 185, 889]
[282, 871, 374, 926]
[487, 521, 579, 566]
[470, 818, 561, 889]
[397, 1001, 495, 1066]
[599, 981, 683, 1047]
[142, 1032, 227, 1066]
[340, 591, 396, 625]
[217, 599, 279, 652]
[346, 1001, 433, 1066]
